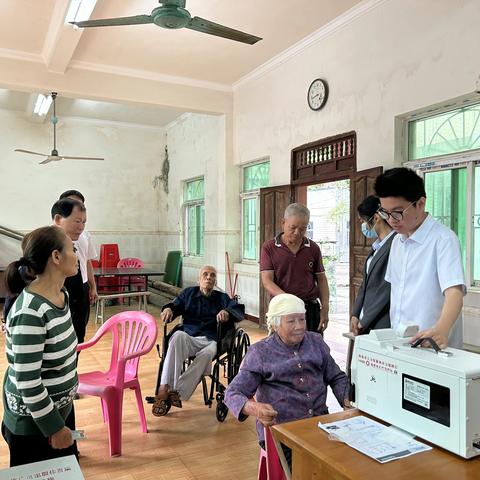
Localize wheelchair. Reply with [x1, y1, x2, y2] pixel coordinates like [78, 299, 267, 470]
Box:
[146, 316, 250, 422]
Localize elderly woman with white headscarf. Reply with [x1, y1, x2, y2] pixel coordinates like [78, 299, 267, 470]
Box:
[225, 294, 349, 448]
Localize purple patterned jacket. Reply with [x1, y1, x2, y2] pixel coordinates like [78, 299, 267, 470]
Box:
[225, 332, 348, 442]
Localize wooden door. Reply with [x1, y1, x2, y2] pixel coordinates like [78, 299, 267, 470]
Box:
[258, 185, 294, 328]
[349, 167, 383, 312]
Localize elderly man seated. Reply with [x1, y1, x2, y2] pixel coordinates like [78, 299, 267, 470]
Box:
[153, 265, 244, 416]
[225, 293, 349, 467]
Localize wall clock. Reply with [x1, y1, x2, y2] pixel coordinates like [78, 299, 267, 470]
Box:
[307, 78, 329, 111]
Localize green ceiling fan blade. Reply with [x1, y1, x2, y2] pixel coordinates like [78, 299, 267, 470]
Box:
[186, 16, 262, 45]
[71, 15, 153, 28]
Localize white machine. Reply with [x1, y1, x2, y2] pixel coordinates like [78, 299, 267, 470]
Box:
[350, 328, 480, 458]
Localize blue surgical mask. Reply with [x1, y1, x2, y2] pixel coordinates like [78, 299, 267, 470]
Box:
[361, 222, 378, 239]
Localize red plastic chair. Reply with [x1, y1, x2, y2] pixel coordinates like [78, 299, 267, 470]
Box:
[117, 257, 146, 292]
[98, 244, 121, 293]
[99, 244, 120, 267]
[258, 427, 287, 480]
[77, 311, 158, 456]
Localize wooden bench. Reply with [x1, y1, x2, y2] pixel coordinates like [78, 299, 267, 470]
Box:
[95, 291, 151, 325]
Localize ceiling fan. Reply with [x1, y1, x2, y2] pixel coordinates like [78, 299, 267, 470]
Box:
[70, 0, 262, 45]
[15, 93, 105, 165]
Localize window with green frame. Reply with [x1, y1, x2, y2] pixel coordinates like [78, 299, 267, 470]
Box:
[424, 168, 467, 268]
[409, 103, 480, 160]
[184, 178, 205, 256]
[474, 165, 480, 283]
[242, 161, 270, 261]
[408, 101, 480, 286]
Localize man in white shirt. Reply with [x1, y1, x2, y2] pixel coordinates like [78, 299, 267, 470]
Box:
[375, 168, 466, 349]
[59, 190, 98, 317]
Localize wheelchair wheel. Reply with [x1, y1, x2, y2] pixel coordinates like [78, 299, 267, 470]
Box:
[228, 328, 251, 382]
[216, 399, 229, 422]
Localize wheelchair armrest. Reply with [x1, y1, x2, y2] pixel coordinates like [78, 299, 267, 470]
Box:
[163, 322, 184, 338]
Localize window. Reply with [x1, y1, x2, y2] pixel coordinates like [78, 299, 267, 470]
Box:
[241, 161, 270, 261]
[424, 168, 467, 267]
[409, 104, 480, 160]
[184, 177, 205, 256]
[407, 102, 480, 287]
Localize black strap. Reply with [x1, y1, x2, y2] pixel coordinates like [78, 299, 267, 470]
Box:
[410, 336, 441, 353]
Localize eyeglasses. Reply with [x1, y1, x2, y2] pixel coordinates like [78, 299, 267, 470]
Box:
[377, 201, 415, 222]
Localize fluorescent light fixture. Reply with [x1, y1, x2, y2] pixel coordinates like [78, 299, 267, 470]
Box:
[33, 94, 53, 116]
[65, 0, 98, 24]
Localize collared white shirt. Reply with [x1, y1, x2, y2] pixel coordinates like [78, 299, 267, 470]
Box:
[385, 214, 466, 348]
[74, 230, 97, 284]
[365, 230, 396, 276]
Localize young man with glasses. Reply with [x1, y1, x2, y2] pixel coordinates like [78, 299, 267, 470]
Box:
[374, 168, 466, 349]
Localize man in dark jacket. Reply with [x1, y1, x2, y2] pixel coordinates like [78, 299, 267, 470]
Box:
[153, 265, 244, 415]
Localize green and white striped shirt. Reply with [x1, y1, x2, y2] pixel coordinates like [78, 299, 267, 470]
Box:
[3, 288, 78, 436]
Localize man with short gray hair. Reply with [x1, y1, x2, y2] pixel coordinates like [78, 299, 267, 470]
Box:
[152, 265, 244, 416]
[260, 202, 330, 333]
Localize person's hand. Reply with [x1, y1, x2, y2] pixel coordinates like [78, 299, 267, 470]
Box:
[318, 312, 329, 333]
[350, 316, 363, 335]
[161, 308, 174, 324]
[49, 427, 73, 450]
[255, 402, 278, 427]
[89, 286, 98, 305]
[410, 325, 449, 350]
[343, 399, 353, 410]
[216, 310, 229, 323]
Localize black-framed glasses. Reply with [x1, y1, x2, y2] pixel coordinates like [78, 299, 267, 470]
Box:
[377, 201, 415, 222]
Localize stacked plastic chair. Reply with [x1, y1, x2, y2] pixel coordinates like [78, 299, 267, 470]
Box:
[117, 257, 146, 304]
[97, 244, 121, 293]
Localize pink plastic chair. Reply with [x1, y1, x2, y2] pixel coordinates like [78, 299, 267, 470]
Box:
[117, 257, 146, 293]
[77, 311, 158, 456]
[258, 427, 287, 480]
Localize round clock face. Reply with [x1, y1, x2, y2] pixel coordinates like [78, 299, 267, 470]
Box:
[307, 79, 328, 111]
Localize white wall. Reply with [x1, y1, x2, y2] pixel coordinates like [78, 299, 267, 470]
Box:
[231, 0, 480, 327]
[163, 113, 240, 293]
[234, 0, 480, 178]
[0, 108, 167, 268]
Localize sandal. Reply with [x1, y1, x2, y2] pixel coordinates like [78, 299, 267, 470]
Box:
[168, 390, 183, 408]
[152, 396, 171, 417]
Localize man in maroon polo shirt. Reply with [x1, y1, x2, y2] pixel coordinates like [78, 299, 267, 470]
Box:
[260, 203, 330, 332]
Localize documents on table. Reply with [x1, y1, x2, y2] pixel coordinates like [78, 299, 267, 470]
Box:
[0, 455, 83, 480]
[318, 416, 432, 463]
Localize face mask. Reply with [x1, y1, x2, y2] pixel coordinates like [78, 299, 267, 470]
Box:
[361, 222, 378, 239]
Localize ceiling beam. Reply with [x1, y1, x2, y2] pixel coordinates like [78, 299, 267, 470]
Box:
[0, 56, 233, 115]
[42, 0, 88, 74]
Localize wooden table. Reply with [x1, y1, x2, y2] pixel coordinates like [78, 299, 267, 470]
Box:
[272, 409, 480, 480]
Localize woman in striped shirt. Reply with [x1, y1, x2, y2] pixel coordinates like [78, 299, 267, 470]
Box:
[2, 226, 80, 466]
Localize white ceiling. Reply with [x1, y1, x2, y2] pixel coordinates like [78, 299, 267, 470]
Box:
[0, 0, 362, 125]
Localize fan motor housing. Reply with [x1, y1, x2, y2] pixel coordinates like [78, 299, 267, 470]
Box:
[152, 6, 191, 29]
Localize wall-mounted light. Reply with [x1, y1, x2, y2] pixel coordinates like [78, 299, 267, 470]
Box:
[33, 94, 53, 116]
[65, 0, 98, 24]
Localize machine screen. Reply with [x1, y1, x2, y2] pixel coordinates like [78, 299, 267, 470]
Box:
[402, 374, 450, 427]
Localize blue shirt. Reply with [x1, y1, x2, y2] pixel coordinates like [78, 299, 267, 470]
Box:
[164, 287, 244, 341]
